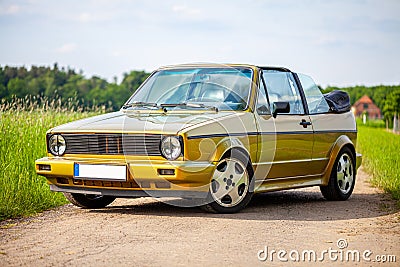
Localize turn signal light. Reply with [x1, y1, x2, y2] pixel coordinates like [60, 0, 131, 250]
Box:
[158, 169, 175, 175]
[38, 164, 51, 171]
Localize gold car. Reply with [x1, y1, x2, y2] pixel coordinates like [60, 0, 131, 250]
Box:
[36, 64, 362, 213]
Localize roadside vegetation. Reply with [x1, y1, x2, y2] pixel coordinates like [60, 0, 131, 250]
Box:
[0, 98, 102, 220]
[357, 123, 400, 206]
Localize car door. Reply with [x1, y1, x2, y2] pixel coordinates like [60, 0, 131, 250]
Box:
[255, 70, 314, 179]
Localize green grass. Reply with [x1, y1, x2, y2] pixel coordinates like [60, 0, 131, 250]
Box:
[356, 118, 386, 128]
[0, 110, 99, 221]
[357, 124, 400, 205]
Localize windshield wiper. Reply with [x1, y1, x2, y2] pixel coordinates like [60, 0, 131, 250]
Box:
[122, 102, 160, 109]
[160, 103, 218, 112]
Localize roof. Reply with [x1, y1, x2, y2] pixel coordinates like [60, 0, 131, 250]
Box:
[354, 95, 375, 105]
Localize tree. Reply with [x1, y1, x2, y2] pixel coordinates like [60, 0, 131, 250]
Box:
[7, 78, 28, 98]
[121, 71, 149, 93]
[383, 90, 400, 129]
[0, 84, 7, 99]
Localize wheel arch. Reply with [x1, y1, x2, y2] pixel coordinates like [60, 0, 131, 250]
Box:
[321, 135, 356, 186]
[210, 137, 252, 163]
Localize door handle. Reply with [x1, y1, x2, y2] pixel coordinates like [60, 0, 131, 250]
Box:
[299, 119, 312, 128]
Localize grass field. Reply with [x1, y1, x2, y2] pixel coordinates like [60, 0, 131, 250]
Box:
[0, 107, 100, 221]
[357, 124, 400, 205]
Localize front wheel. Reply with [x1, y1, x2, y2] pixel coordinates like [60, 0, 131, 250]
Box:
[63, 193, 116, 209]
[320, 147, 356, 201]
[202, 150, 254, 213]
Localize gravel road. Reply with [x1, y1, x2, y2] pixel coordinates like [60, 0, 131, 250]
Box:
[1, 168, 399, 266]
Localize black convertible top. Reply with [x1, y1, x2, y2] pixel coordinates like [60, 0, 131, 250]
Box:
[323, 90, 351, 113]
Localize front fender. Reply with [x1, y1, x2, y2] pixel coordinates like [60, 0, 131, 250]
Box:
[210, 137, 249, 163]
[321, 135, 356, 185]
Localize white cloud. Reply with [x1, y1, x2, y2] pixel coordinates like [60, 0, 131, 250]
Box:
[56, 43, 77, 53]
[0, 4, 20, 15]
[77, 12, 92, 22]
[315, 35, 341, 46]
[112, 50, 122, 57]
[172, 5, 201, 16]
[75, 11, 116, 22]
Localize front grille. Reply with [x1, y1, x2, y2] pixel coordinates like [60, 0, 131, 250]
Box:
[48, 133, 162, 156]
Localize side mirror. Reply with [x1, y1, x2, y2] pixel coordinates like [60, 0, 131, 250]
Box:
[272, 102, 290, 118]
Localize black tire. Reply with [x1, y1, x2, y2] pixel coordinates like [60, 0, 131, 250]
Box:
[202, 150, 254, 213]
[320, 147, 356, 201]
[63, 192, 116, 209]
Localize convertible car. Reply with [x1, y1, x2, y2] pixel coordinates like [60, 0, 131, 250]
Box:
[35, 64, 362, 213]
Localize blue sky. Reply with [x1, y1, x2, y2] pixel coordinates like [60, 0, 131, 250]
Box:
[0, 0, 399, 87]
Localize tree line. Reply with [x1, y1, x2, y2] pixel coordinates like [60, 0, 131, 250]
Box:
[0, 64, 149, 111]
[0, 64, 399, 125]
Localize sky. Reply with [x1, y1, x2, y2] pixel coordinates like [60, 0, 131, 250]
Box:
[0, 0, 399, 87]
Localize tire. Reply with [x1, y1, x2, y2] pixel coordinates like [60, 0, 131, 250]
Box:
[320, 147, 356, 201]
[63, 193, 116, 209]
[202, 150, 254, 213]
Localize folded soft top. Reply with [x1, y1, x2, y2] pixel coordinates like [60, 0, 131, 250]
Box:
[323, 90, 351, 113]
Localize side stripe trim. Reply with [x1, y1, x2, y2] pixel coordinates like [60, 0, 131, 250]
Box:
[187, 130, 357, 140]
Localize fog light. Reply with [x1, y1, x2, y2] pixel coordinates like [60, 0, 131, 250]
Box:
[158, 169, 175, 175]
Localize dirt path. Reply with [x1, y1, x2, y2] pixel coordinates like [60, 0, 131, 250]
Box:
[1, 168, 399, 266]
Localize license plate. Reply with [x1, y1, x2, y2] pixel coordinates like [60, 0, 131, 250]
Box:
[74, 164, 127, 181]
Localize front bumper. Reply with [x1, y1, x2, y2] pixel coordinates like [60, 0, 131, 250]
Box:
[36, 157, 216, 197]
[49, 184, 209, 198]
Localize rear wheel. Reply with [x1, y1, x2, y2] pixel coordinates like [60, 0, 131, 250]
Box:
[320, 147, 356, 200]
[63, 193, 116, 209]
[202, 150, 254, 213]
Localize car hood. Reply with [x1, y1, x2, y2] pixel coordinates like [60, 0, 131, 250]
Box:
[50, 110, 237, 135]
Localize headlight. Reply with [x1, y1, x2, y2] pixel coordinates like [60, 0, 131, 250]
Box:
[160, 136, 182, 160]
[48, 134, 66, 156]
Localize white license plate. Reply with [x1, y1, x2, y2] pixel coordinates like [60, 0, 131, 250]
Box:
[74, 164, 127, 181]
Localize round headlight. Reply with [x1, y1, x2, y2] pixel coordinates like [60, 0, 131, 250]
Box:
[49, 134, 66, 156]
[160, 136, 181, 160]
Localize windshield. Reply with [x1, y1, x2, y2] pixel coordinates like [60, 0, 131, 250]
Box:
[125, 67, 253, 111]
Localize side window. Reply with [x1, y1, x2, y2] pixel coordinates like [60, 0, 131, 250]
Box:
[256, 75, 270, 115]
[262, 71, 305, 115]
[298, 74, 330, 114]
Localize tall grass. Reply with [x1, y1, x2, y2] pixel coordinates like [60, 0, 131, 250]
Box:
[0, 97, 102, 220]
[357, 124, 400, 205]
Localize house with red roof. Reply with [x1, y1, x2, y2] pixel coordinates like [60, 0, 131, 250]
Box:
[352, 95, 381, 119]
